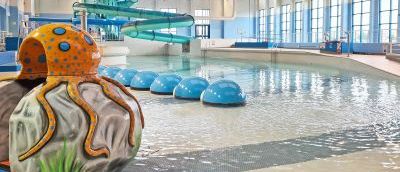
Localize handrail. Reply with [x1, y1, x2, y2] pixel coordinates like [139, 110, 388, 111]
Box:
[255, 29, 398, 44]
[389, 38, 400, 54]
[0, 31, 6, 44]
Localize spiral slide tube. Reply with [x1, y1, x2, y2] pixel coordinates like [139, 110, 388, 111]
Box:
[73, 3, 194, 44]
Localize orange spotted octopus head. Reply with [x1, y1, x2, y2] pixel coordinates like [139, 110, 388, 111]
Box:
[17, 23, 101, 80]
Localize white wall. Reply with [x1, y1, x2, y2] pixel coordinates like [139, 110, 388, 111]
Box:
[29, 0, 78, 16]
[135, 0, 237, 20]
[105, 37, 170, 56]
[135, 0, 190, 13]
[189, 39, 236, 57]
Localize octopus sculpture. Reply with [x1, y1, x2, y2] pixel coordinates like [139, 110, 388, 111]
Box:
[0, 23, 144, 171]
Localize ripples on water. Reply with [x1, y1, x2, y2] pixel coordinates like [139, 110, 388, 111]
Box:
[125, 56, 400, 171]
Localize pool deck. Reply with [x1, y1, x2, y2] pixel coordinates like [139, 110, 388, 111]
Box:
[203, 47, 400, 78]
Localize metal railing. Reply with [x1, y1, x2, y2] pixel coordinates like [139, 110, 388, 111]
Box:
[256, 32, 327, 43]
[28, 20, 124, 42]
[104, 32, 124, 41]
[0, 31, 7, 52]
[255, 29, 398, 44]
[271, 42, 281, 50]
[389, 38, 400, 54]
[0, 31, 7, 44]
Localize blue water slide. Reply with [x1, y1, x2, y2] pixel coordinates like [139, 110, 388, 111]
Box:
[73, 3, 194, 43]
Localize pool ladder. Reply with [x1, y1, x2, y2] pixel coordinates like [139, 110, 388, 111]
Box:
[270, 42, 281, 63]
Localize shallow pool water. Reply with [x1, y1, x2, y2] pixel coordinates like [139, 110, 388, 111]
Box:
[123, 55, 400, 172]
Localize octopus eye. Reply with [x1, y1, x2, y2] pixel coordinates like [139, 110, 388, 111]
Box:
[84, 35, 94, 45]
[53, 27, 66, 35]
[59, 42, 71, 52]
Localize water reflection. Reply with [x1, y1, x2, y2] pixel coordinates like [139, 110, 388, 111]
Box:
[126, 56, 400, 171]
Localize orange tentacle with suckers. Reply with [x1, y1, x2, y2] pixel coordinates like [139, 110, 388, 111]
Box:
[101, 76, 144, 129]
[19, 78, 61, 161]
[67, 77, 110, 158]
[95, 77, 137, 146]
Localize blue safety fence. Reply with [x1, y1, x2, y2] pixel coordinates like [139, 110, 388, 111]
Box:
[5, 37, 22, 51]
[234, 42, 271, 48]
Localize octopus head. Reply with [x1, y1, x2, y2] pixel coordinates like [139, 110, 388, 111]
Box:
[17, 23, 101, 79]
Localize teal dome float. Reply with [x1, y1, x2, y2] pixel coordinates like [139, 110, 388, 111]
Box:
[173, 77, 209, 100]
[130, 71, 159, 90]
[114, 68, 138, 86]
[100, 66, 121, 78]
[150, 74, 182, 95]
[201, 80, 246, 106]
[98, 65, 107, 73]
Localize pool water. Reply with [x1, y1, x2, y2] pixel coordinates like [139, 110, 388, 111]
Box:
[123, 55, 400, 172]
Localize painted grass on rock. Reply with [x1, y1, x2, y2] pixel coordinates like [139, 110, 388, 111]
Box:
[38, 140, 84, 172]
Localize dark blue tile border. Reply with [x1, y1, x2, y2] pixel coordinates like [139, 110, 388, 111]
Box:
[0, 65, 20, 72]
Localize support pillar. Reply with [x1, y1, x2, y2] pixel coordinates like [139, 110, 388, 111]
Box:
[80, 11, 87, 31]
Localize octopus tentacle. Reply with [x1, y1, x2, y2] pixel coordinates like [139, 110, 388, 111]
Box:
[66, 79, 110, 158]
[19, 78, 61, 161]
[101, 76, 144, 128]
[95, 77, 137, 146]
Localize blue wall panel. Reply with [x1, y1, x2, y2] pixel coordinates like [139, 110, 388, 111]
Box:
[190, 25, 195, 37]
[0, 7, 5, 31]
[8, 6, 19, 36]
[210, 20, 223, 38]
[0, 51, 16, 65]
[353, 43, 387, 54]
[223, 17, 255, 38]
[177, 27, 190, 37]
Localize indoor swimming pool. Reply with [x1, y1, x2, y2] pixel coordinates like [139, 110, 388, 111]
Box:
[123, 55, 400, 171]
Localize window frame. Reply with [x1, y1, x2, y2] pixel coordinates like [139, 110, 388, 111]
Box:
[268, 7, 275, 41]
[295, 1, 303, 43]
[259, 9, 267, 41]
[330, 0, 342, 41]
[352, 0, 371, 43]
[379, 0, 398, 43]
[194, 9, 211, 39]
[311, 0, 324, 43]
[281, 4, 291, 42]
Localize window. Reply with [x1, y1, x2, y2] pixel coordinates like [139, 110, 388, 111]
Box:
[195, 9, 210, 39]
[259, 9, 267, 41]
[380, 0, 398, 43]
[330, 0, 341, 40]
[268, 7, 275, 41]
[352, 0, 370, 43]
[160, 8, 177, 34]
[311, 0, 324, 42]
[281, 5, 291, 42]
[195, 9, 210, 25]
[295, 1, 302, 43]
